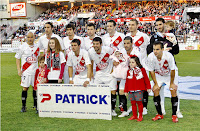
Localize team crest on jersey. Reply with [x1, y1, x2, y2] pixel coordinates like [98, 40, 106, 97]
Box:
[76, 65, 86, 72]
[163, 60, 169, 69]
[81, 59, 85, 63]
[97, 62, 108, 70]
[26, 56, 37, 63]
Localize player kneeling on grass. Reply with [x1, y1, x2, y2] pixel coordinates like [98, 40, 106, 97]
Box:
[124, 56, 151, 122]
[67, 39, 92, 86]
[43, 37, 66, 83]
[33, 55, 47, 113]
[15, 32, 40, 112]
[146, 41, 179, 123]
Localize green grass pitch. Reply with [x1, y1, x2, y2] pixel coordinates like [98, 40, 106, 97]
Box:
[1, 51, 200, 130]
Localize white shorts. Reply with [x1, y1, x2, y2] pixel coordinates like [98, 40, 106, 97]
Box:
[94, 74, 117, 91]
[73, 75, 94, 84]
[153, 70, 178, 89]
[157, 66, 178, 90]
[116, 78, 126, 90]
[21, 74, 34, 87]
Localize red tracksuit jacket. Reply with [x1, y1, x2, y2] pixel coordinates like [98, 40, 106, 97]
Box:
[124, 68, 151, 93]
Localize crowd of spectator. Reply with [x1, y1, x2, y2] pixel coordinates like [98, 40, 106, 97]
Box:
[1, 1, 199, 42]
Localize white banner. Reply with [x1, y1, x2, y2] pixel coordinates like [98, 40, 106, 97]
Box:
[187, 7, 200, 13]
[10, 2, 26, 18]
[38, 84, 112, 120]
[28, 20, 69, 27]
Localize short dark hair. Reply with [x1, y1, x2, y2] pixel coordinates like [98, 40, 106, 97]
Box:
[130, 19, 138, 25]
[71, 39, 81, 46]
[66, 23, 75, 31]
[93, 37, 102, 45]
[107, 20, 116, 26]
[45, 22, 53, 28]
[155, 18, 165, 24]
[87, 23, 95, 29]
[124, 36, 133, 43]
[129, 56, 143, 68]
[153, 41, 164, 49]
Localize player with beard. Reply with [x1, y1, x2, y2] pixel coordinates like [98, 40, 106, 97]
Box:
[88, 37, 117, 116]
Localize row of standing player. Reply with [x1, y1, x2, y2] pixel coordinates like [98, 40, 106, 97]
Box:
[15, 18, 182, 122]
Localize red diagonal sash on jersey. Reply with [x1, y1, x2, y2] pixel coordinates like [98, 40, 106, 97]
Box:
[22, 47, 39, 73]
[113, 36, 122, 47]
[134, 36, 144, 47]
[96, 53, 110, 72]
[75, 56, 85, 75]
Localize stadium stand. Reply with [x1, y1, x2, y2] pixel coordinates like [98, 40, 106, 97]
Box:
[0, 1, 199, 51]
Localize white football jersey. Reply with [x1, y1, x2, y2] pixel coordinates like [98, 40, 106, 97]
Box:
[145, 51, 176, 78]
[88, 46, 114, 76]
[126, 31, 150, 61]
[120, 47, 143, 66]
[63, 35, 85, 51]
[15, 43, 40, 75]
[102, 31, 125, 50]
[84, 35, 99, 51]
[67, 49, 91, 78]
[38, 33, 65, 51]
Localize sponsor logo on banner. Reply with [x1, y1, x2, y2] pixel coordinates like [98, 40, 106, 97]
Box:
[185, 46, 194, 50]
[12, 4, 24, 11]
[38, 85, 111, 120]
[40, 94, 51, 103]
[55, 94, 108, 104]
[10, 2, 26, 17]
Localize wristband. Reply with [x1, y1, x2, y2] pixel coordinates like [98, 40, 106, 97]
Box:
[69, 77, 73, 81]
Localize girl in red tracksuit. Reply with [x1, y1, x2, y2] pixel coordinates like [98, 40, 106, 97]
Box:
[124, 56, 151, 122]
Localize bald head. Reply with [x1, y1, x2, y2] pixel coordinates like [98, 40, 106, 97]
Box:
[27, 32, 35, 45]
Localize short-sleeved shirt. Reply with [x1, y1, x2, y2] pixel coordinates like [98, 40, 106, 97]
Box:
[67, 49, 91, 78]
[145, 51, 176, 79]
[102, 31, 125, 50]
[120, 47, 143, 66]
[126, 31, 150, 61]
[88, 46, 114, 76]
[15, 43, 40, 75]
[63, 35, 85, 51]
[38, 34, 65, 51]
[84, 35, 99, 51]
